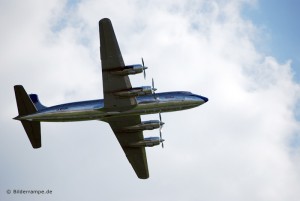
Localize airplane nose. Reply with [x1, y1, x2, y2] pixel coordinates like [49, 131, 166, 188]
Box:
[201, 96, 209, 103]
[189, 94, 209, 104]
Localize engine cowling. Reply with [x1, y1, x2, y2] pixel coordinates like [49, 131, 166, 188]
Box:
[128, 137, 164, 147]
[114, 86, 152, 97]
[122, 120, 164, 132]
[110, 65, 144, 76]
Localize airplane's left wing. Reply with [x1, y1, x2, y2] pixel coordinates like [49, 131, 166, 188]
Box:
[106, 115, 149, 179]
[99, 18, 136, 109]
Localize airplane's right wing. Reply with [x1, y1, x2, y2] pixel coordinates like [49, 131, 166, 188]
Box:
[106, 115, 149, 179]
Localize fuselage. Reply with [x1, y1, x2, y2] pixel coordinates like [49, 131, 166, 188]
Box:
[17, 91, 208, 122]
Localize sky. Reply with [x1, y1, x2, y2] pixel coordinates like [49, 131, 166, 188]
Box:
[243, 0, 300, 81]
[1, 0, 300, 201]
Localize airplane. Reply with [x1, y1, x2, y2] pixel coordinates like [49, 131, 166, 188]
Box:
[13, 18, 208, 179]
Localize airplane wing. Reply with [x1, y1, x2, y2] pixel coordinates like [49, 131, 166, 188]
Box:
[99, 18, 149, 179]
[99, 18, 137, 109]
[106, 116, 149, 179]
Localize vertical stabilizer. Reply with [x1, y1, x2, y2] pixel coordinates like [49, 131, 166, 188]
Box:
[14, 85, 41, 148]
[29, 94, 47, 111]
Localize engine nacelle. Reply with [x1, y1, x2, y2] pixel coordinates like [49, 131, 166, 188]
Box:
[128, 137, 164, 147]
[110, 64, 144, 76]
[122, 120, 164, 132]
[114, 86, 152, 97]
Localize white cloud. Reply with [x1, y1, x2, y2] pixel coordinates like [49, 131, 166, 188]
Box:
[1, 0, 300, 201]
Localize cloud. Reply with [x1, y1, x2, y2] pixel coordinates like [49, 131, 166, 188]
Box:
[1, 0, 300, 201]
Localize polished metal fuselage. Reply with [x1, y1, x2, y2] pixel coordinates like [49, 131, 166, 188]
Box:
[19, 91, 208, 122]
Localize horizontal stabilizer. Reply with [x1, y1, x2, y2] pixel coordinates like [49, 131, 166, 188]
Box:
[14, 85, 41, 148]
[21, 120, 41, 148]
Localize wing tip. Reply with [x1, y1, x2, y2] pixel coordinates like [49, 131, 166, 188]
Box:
[138, 175, 149, 179]
[136, 167, 149, 179]
[99, 18, 111, 26]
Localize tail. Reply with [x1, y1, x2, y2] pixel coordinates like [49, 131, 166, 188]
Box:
[14, 85, 41, 149]
[29, 94, 47, 110]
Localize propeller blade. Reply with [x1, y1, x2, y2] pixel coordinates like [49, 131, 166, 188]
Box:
[152, 78, 154, 88]
[159, 112, 164, 148]
[160, 137, 164, 148]
[159, 126, 162, 138]
[152, 78, 157, 98]
[152, 78, 157, 91]
[141, 57, 147, 79]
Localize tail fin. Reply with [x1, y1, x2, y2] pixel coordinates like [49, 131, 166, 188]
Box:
[14, 85, 41, 148]
[29, 94, 47, 110]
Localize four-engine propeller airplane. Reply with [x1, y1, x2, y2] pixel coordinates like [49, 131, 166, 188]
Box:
[13, 18, 208, 179]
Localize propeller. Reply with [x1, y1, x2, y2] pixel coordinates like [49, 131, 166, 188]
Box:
[141, 58, 148, 79]
[152, 78, 157, 99]
[159, 113, 164, 148]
